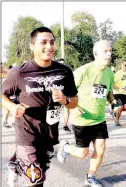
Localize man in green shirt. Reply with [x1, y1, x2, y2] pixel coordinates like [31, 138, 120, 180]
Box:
[57, 40, 116, 187]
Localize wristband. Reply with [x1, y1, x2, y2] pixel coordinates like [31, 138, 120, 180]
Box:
[65, 96, 70, 105]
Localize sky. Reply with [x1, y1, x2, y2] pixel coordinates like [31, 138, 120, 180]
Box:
[2, 1, 126, 61]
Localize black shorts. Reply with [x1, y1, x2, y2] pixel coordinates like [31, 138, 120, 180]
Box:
[49, 122, 59, 145]
[114, 94, 126, 105]
[72, 121, 109, 148]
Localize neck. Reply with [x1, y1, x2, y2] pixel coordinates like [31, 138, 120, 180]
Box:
[93, 60, 106, 71]
[34, 57, 52, 67]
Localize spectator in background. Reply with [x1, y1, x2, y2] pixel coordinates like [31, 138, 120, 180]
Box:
[113, 60, 126, 126]
[2, 65, 18, 128]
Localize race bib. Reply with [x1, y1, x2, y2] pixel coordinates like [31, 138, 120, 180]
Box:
[46, 109, 60, 125]
[91, 84, 107, 99]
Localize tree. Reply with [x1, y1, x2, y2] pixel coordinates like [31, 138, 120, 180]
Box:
[114, 58, 124, 72]
[63, 11, 97, 66]
[51, 23, 79, 69]
[65, 28, 94, 65]
[113, 35, 126, 60]
[64, 45, 79, 70]
[51, 23, 61, 59]
[51, 12, 99, 68]
[98, 19, 124, 65]
[98, 19, 123, 46]
[71, 11, 98, 40]
[6, 16, 43, 65]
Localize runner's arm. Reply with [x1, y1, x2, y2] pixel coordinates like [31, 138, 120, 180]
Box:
[64, 107, 70, 125]
[64, 95, 78, 109]
[52, 88, 78, 109]
[107, 91, 115, 104]
[113, 84, 125, 92]
[2, 94, 27, 118]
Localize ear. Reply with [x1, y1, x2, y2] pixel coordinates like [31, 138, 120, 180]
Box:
[29, 43, 34, 51]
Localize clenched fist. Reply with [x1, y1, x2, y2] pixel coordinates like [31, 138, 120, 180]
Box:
[14, 103, 29, 119]
[51, 88, 66, 105]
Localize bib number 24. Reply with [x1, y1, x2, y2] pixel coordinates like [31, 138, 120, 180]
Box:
[46, 109, 60, 125]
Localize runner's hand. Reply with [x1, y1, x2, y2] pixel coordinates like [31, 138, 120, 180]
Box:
[51, 88, 66, 105]
[14, 103, 29, 118]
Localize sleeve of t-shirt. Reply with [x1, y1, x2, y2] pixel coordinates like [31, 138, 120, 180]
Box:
[63, 68, 78, 97]
[114, 71, 119, 83]
[2, 66, 20, 97]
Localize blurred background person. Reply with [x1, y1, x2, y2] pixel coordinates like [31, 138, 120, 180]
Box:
[2, 64, 18, 128]
[113, 60, 126, 126]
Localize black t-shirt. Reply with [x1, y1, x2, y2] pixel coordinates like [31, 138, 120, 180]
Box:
[2, 60, 77, 146]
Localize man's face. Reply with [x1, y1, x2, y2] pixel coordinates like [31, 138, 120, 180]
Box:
[95, 42, 112, 66]
[31, 32, 55, 61]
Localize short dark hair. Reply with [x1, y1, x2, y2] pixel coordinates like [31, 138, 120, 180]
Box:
[30, 26, 54, 44]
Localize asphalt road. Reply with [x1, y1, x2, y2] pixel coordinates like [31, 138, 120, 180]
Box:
[1, 106, 126, 187]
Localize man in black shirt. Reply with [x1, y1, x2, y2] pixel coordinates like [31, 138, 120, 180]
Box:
[2, 26, 78, 187]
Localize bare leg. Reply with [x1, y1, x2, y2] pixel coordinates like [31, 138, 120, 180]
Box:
[64, 144, 89, 158]
[3, 109, 11, 127]
[115, 106, 124, 122]
[4, 109, 10, 123]
[88, 139, 106, 176]
[123, 104, 126, 111]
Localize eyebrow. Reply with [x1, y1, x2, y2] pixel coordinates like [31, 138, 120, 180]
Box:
[41, 38, 55, 41]
[104, 49, 112, 51]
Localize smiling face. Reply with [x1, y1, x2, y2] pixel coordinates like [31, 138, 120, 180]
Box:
[30, 32, 55, 62]
[93, 40, 112, 67]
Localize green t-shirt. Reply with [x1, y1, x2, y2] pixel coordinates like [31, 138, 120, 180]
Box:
[114, 69, 126, 95]
[70, 62, 114, 126]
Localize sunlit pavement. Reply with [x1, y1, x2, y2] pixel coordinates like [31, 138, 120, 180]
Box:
[2, 106, 126, 187]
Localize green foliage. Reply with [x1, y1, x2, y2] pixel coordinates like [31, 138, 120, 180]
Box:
[4, 11, 125, 70]
[113, 36, 126, 60]
[64, 45, 79, 70]
[51, 23, 61, 59]
[114, 58, 124, 72]
[99, 19, 123, 46]
[99, 19, 124, 66]
[51, 21, 94, 68]
[63, 11, 97, 66]
[51, 24, 73, 61]
[6, 16, 43, 65]
[65, 30, 94, 65]
[71, 11, 98, 39]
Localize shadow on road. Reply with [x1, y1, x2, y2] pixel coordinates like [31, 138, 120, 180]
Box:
[102, 160, 126, 167]
[101, 174, 126, 184]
